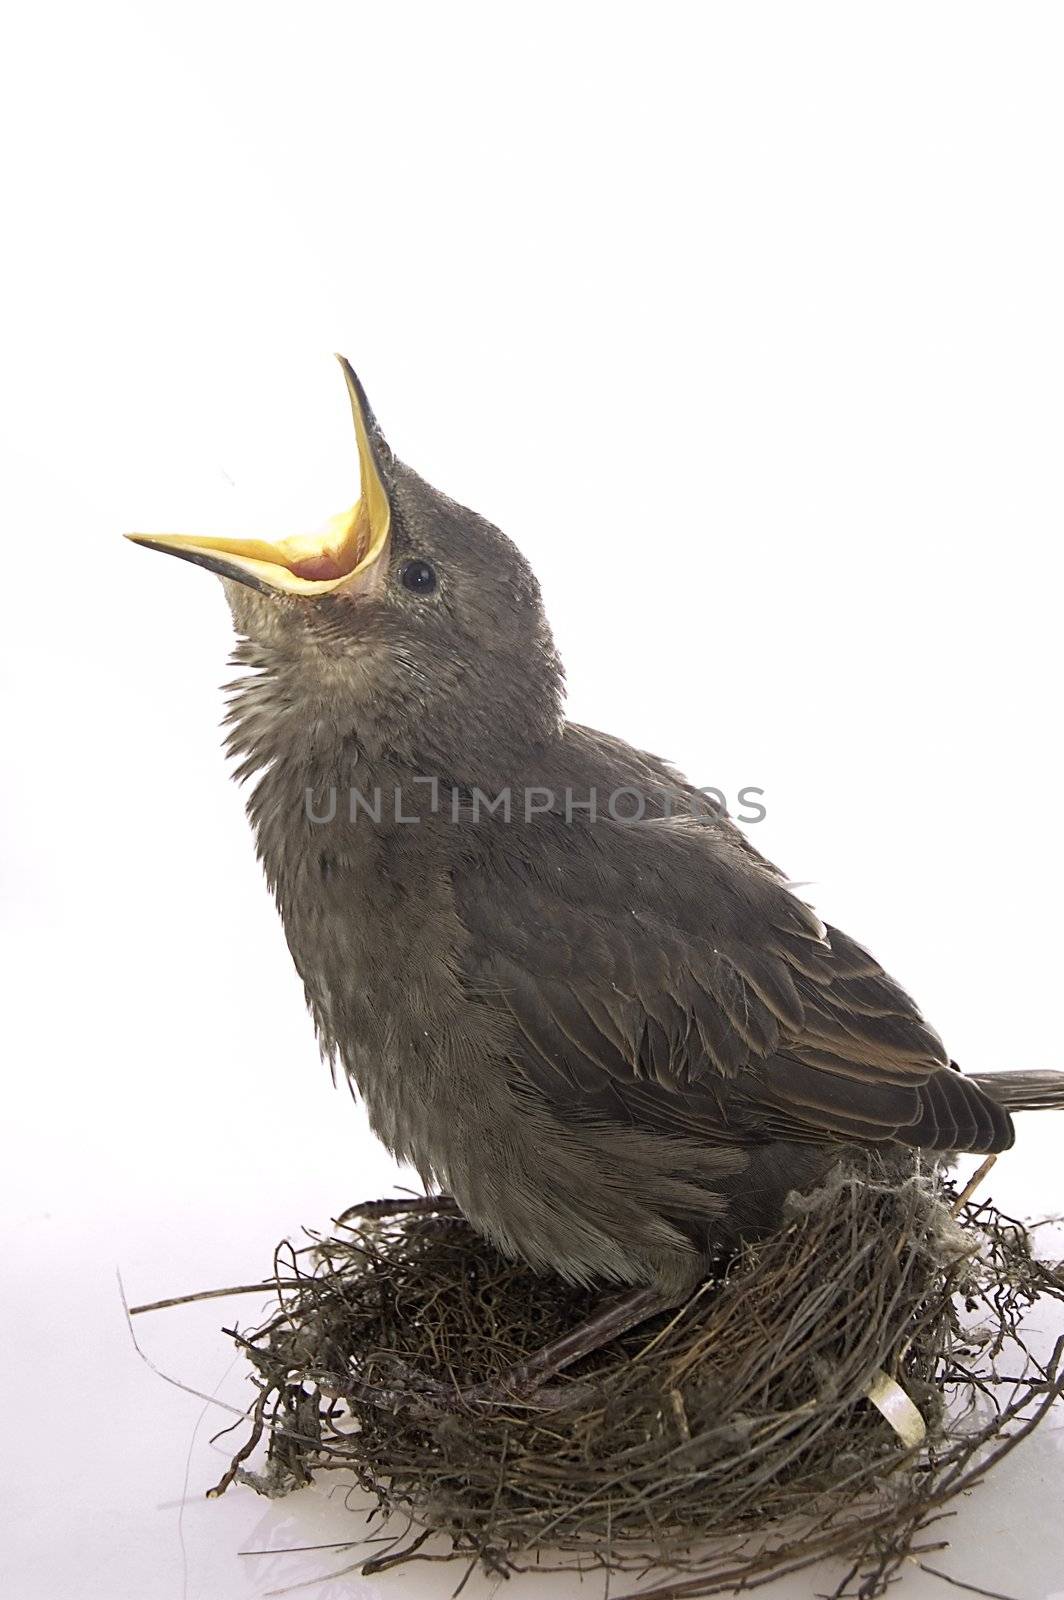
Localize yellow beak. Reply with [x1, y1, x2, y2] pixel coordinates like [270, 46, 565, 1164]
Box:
[126, 357, 391, 596]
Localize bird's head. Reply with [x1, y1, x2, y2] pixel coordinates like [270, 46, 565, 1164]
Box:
[128, 359, 564, 777]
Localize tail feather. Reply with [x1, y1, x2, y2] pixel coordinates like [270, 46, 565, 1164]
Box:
[907, 1068, 1013, 1153]
[967, 1070, 1064, 1113]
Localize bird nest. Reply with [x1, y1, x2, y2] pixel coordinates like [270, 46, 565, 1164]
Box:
[196, 1157, 1064, 1598]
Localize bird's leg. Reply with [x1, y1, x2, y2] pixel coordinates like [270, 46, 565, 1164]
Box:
[380, 1284, 684, 1413]
[473, 1284, 681, 1399]
[336, 1193, 459, 1226]
[334, 1197, 685, 1409]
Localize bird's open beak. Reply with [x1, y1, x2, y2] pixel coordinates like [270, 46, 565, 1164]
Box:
[126, 358, 391, 596]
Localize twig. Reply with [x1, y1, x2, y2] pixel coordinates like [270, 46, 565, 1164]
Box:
[916, 1563, 1020, 1600]
[207, 1387, 269, 1498]
[129, 1281, 302, 1316]
[116, 1269, 247, 1418]
[952, 1155, 998, 1215]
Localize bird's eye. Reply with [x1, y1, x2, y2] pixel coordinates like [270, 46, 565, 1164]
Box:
[399, 559, 437, 595]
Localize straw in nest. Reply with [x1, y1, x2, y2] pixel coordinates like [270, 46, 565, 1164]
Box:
[140, 1155, 1064, 1599]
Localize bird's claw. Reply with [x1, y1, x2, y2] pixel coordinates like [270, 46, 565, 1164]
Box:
[351, 1354, 595, 1414]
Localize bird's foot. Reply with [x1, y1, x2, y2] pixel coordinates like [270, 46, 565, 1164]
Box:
[335, 1193, 459, 1226]
[350, 1284, 681, 1415]
[365, 1361, 598, 1413]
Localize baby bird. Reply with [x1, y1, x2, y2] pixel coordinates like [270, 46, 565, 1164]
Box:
[129, 359, 1063, 1398]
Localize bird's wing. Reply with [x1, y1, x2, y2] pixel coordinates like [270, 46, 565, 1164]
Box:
[454, 816, 1010, 1153]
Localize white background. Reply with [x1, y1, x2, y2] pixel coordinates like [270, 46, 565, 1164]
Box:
[2, 5, 1063, 1598]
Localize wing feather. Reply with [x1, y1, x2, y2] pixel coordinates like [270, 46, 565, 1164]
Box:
[455, 814, 1010, 1156]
